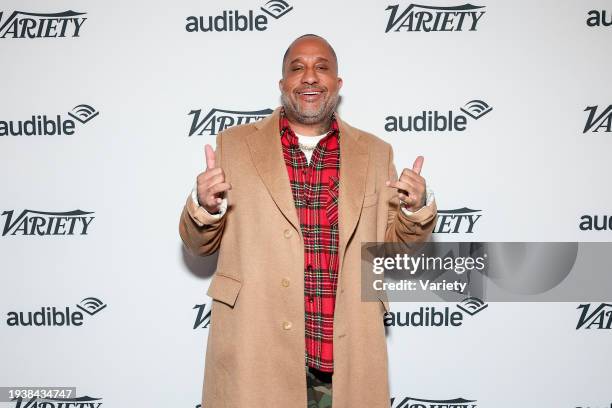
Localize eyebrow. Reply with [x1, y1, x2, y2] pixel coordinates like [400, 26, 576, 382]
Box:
[288, 57, 330, 65]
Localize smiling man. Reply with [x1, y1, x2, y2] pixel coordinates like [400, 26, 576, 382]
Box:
[179, 34, 437, 408]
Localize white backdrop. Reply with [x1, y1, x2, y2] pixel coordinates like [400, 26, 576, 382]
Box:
[1, 1, 611, 407]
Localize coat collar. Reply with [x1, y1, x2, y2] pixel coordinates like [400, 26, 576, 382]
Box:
[247, 107, 369, 267]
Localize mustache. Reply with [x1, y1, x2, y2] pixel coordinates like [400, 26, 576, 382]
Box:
[295, 86, 326, 93]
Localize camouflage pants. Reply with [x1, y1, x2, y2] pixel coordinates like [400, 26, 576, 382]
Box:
[306, 366, 333, 408]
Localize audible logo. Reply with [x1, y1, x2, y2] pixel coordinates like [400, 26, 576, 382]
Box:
[5, 297, 106, 327]
[0, 104, 99, 137]
[186, 1, 292, 33]
[385, 100, 492, 133]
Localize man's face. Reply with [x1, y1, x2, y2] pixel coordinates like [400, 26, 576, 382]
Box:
[279, 37, 342, 126]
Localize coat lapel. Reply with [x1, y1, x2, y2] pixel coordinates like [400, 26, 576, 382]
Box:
[336, 116, 369, 270]
[247, 108, 302, 234]
[246, 108, 370, 260]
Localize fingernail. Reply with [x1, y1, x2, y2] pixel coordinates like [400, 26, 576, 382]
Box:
[385, 180, 390, 186]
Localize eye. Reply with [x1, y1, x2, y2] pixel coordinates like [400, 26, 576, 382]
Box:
[316, 65, 329, 71]
[291, 66, 303, 71]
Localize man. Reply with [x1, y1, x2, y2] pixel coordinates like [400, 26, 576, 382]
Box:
[179, 34, 436, 408]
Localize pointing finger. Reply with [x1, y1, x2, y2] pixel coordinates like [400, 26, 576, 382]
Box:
[205, 144, 216, 170]
[412, 156, 424, 175]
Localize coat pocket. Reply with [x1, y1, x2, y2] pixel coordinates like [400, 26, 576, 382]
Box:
[206, 274, 242, 307]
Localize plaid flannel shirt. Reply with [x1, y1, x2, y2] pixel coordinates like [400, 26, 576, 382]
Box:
[279, 113, 340, 373]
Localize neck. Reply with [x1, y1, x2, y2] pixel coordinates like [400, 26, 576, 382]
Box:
[285, 116, 332, 136]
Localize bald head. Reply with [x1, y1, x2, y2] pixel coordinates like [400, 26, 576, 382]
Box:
[281, 34, 338, 76]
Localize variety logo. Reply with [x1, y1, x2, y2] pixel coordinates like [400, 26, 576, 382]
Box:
[579, 215, 612, 231]
[390, 396, 478, 408]
[433, 208, 482, 234]
[385, 100, 492, 132]
[1, 209, 95, 236]
[5, 297, 106, 327]
[12, 396, 103, 408]
[384, 297, 487, 327]
[193, 303, 211, 329]
[385, 3, 486, 33]
[586, 10, 611, 27]
[186, 1, 292, 33]
[0, 10, 87, 39]
[0, 104, 99, 137]
[583, 105, 612, 133]
[188, 108, 273, 136]
[576, 303, 612, 330]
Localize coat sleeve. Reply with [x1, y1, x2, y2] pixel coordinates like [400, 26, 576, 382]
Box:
[179, 132, 228, 256]
[384, 144, 437, 243]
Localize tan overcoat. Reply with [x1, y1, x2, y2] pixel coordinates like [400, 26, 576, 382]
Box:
[179, 108, 436, 408]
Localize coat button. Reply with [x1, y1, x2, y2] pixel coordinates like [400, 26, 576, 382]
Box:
[283, 229, 292, 238]
[282, 321, 292, 330]
[281, 278, 290, 287]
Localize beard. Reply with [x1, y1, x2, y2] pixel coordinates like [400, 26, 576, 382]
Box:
[281, 90, 339, 126]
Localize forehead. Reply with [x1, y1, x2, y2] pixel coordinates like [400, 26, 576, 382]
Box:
[285, 37, 335, 64]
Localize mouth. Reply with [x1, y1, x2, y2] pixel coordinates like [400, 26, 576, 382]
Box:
[296, 89, 325, 103]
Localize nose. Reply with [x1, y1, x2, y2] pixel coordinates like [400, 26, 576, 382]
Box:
[301, 66, 319, 85]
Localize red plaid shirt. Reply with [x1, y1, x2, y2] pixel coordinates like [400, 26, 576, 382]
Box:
[280, 113, 340, 373]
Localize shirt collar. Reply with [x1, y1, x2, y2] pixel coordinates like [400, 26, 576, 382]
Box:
[279, 108, 339, 147]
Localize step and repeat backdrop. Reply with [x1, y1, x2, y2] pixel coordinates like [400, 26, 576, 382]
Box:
[1, 0, 611, 407]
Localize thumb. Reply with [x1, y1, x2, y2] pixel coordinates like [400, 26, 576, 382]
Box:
[412, 156, 424, 175]
[205, 144, 216, 170]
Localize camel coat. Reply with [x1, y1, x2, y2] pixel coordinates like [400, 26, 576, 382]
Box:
[179, 108, 436, 408]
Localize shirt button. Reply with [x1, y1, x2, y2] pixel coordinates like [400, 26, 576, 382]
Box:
[282, 321, 292, 330]
[281, 278, 290, 287]
[306, 265, 313, 272]
[283, 229, 292, 238]
[308, 296, 314, 303]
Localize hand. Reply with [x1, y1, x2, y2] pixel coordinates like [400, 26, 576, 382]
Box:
[196, 144, 232, 214]
[386, 156, 426, 212]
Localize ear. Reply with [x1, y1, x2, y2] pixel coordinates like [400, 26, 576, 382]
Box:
[278, 78, 284, 92]
[337, 77, 343, 90]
